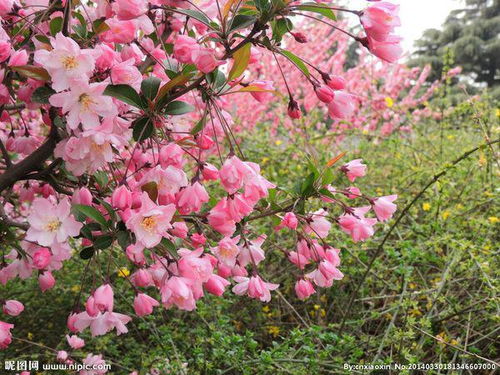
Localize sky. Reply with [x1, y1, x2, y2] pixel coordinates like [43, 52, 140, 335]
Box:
[350, 0, 461, 55]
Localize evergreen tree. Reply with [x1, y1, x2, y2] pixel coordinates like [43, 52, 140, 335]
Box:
[410, 0, 500, 91]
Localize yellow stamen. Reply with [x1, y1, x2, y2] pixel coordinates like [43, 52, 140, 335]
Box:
[141, 216, 157, 233]
[45, 219, 61, 232]
[61, 55, 78, 70]
[79, 94, 95, 111]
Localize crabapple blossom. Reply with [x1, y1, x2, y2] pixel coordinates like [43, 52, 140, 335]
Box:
[342, 159, 367, 182]
[66, 334, 85, 349]
[2, 300, 24, 316]
[0, 321, 14, 349]
[372, 195, 398, 221]
[26, 197, 82, 247]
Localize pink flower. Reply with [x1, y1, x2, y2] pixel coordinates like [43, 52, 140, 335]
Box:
[57, 350, 68, 362]
[126, 192, 176, 248]
[100, 18, 137, 44]
[219, 156, 251, 194]
[193, 47, 223, 73]
[178, 248, 213, 282]
[0, 321, 14, 349]
[328, 91, 356, 119]
[66, 334, 85, 349]
[49, 82, 117, 130]
[131, 269, 153, 288]
[276, 212, 298, 230]
[72, 187, 93, 206]
[250, 80, 274, 103]
[315, 85, 335, 103]
[207, 199, 236, 236]
[93, 284, 114, 312]
[26, 197, 82, 246]
[201, 163, 219, 181]
[372, 194, 397, 221]
[305, 209, 331, 238]
[111, 185, 132, 210]
[325, 75, 346, 90]
[237, 235, 266, 267]
[34, 33, 95, 92]
[3, 300, 24, 316]
[205, 274, 230, 296]
[176, 182, 209, 214]
[161, 276, 196, 311]
[0, 41, 11, 63]
[212, 236, 240, 267]
[82, 353, 108, 375]
[338, 206, 378, 242]
[364, 35, 403, 63]
[341, 159, 367, 182]
[294, 279, 315, 300]
[134, 293, 159, 317]
[110, 59, 142, 90]
[361, 2, 400, 42]
[159, 143, 185, 168]
[232, 275, 279, 302]
[39, 271, 55, 292]
[306, 249, 343, 287]
[173, 35, 199, 64]
[32, 248, 52, 269]
[73, 311, 131, 337]
[112, 0, 148, 20]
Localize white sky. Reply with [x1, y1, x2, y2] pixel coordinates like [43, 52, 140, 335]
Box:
[350, 0, 461, 56]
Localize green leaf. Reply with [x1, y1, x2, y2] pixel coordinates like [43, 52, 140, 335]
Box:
[94, 235, 113, 250]
[116, 231, 130, 250]
[295, 4, 337, 21]
[300, 172, 316, 196]
[49, 17, 63, 36]
[80, 247, 95, 259]
[92, 18, 110, 34]
[322, 168, 335, 185]
[161, 238, 179, 259]
[164, 101, 195, 115]
[72, 204, 109, 228]
[94, 171, 109, 188]
[228, 42, 251, 81]
[279, 50, 310, 77]
[173, 9, 213, 28]
[132, 117, 154, 142]
[228, 15, 256, 33]
[103, 84, 145, 109]
[141, 77, 162, 100]
[32, 86, 56, 104]
[191, 117, 206, 135]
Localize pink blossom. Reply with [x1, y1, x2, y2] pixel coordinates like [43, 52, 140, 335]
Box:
[305, 209, 331, 238]
[66, 334, 85, 349]
[342, 159, 367, 182]
[372, 194, 397, 221]
[126, 192, 176, 248]
[26, 197, 82, 246]
[32, 248, 52, 269]
[219, 156, 251, 194]
[328, 91, 356, 119]
[111, 185, 132, 210]
[176, 182, 209, 214]
[49, 82, 117, 130]
[295, 279, 315, 300]
[34, 33, 95, 92]
[232, 275, 279, 302]
[131, 269, 153, 288]
[238, 235, 266, 267]
[315, 85, 335, 103]
[110, 59, 142, 90]
[205, 274, 230, 296]
[0, 321, 14, 349]
[361, 2, 400, 42]
[38, 271, 56, 292]
[338, 206, 378, 242]
[365, 35, 403, 63]
[57, 350, 68, 362]
[326, 75, 346, 90]
[276, 212, 298, 230]
[81, 353, 108, 375]
[134, 293, 160, 317]
[3, 300, 24, 316]
[112, 0, 148, 20]
[173, 35, 199, 64]
[93, 284, 114, 312]
[193, 47, 223, 73]
[212, 236, 240, 267]
[161, 276, 196, 311]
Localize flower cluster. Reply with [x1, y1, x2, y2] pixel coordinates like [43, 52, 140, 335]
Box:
[0, 0, 402, 370]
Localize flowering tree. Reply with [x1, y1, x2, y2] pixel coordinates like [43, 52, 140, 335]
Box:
[229, 17, 462, 137]
[0, 0, 402, 369]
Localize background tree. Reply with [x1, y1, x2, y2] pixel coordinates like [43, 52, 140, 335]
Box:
[410, 0, 500, 96]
